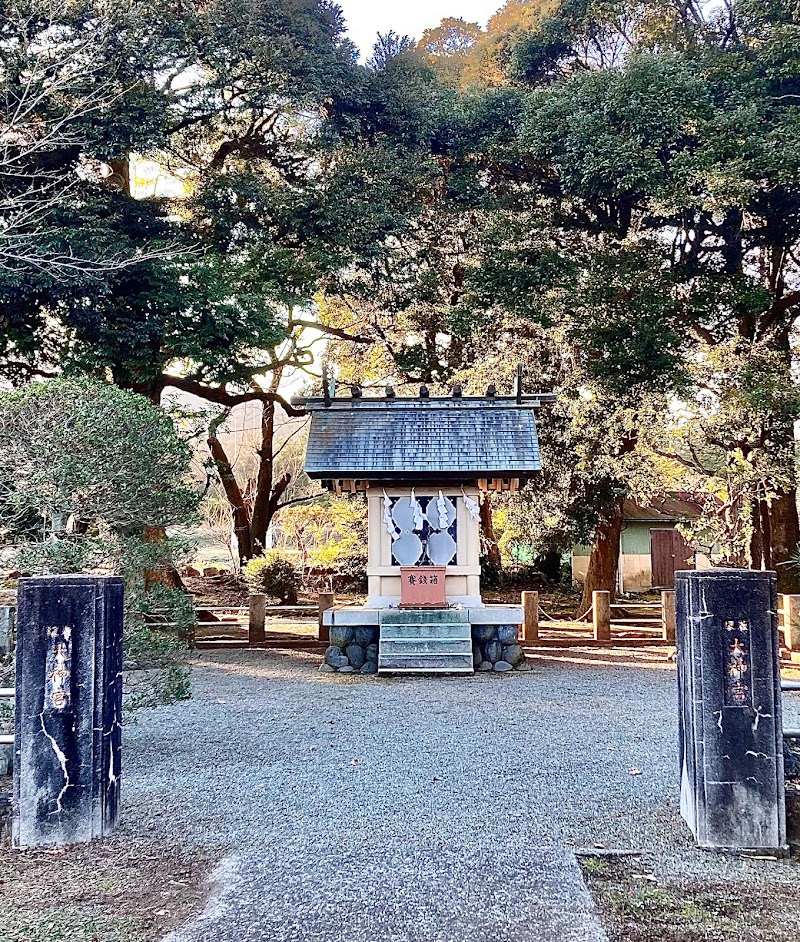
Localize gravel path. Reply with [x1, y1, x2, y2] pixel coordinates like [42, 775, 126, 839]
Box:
[120, 647, 800, 941]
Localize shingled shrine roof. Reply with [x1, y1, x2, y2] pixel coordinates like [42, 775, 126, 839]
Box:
[293, 393, 550, 483]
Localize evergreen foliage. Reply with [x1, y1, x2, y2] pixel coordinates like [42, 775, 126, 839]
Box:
[0, 378, 199, 707]
[4, 0, 800, 597]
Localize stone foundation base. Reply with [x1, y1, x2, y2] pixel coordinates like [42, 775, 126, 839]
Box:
[471, 623, 530, 672]
[321, 625, 380, 675]
[319, 606, 530, 676]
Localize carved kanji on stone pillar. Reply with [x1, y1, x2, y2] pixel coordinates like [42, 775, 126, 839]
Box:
[13, 576, 124, 848]
[676, 569, 786, 853]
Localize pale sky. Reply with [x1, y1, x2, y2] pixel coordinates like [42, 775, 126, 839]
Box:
[337, 0, 501, 60]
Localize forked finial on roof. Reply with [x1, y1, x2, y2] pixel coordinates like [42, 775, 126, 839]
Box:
[322, 365, 331, 407]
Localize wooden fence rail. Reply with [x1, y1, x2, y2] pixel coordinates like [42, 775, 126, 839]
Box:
[190, 595, 332, 649]
[594, 590, 675, 642]
[521, 590, 675, 645]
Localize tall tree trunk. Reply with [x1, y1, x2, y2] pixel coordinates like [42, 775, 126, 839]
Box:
[250, 397, 291, 554]
[250, 382, 293, 555]
[770, 489, 800, 592]
[143, 526, 184, 590]
[249, 398, 276, 549]
[208, 382, 295, 563]
[208, 434, 254, 563]
[249, 468, 291, 554]
[767, 331, 799, 590]
[480, 493, 501, 567]
[760, 497, 773, 571]
[577, 498, 624, 617]
[750, 501, 763, 570]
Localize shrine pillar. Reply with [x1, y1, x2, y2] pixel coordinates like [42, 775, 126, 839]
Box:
[14, 576, 124, 848]
[676, 569, 786, 853]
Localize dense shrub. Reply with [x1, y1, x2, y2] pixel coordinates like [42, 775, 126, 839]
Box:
[332, 548, 368, 594]
[244, 552, 300, 604]
[0, 378, 198, 535]
[0, 378, 199, 710]
[500, 565, 547, 592]
[480, 554, 502, 590]
[124, 583, 194, 709]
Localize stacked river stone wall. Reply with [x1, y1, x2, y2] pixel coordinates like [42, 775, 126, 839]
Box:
[471, 623, 530, 672]
[322, 625, 380, 674]
[321, 620, 530, 674]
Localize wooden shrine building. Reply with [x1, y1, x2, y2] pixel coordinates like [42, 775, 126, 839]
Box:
[294, 384, 550, 675]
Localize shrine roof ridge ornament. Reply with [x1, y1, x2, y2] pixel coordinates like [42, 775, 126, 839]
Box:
[292, 392, 557, 410]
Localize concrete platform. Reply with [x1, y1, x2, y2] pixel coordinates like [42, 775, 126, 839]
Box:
[323, 604, 523, 627]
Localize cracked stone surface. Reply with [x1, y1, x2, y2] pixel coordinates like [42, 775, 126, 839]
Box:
[14, 576, 123, 848]
[676, 569, 785, 852]
[121, 648, 800, 941]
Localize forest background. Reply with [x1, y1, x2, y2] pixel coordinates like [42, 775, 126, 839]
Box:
[3, 0, 800, 620]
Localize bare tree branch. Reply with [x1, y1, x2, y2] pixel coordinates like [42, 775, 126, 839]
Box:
[160, 375, 306, 417]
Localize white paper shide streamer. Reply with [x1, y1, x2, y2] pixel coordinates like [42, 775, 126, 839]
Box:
[461, 488, 481, 523]
[436, 490, 450, 531]
[383, 490, 399, 539]
[410, 488, 424, 531]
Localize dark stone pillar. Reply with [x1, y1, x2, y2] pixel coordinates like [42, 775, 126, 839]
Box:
[676, 569, 786, 852]
[13, 576, 124, 848]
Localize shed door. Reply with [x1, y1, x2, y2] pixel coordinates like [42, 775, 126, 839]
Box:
[650, 529, 695, 588]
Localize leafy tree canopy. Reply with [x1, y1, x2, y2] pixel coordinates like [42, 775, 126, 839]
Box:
[0, 378, 198, 538]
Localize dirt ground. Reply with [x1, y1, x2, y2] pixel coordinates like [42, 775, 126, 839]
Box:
[580, 854, 800, 942]
[0, 834, 218, 942]
[183, 572, 248, 608]
[184, 571, 360, 609]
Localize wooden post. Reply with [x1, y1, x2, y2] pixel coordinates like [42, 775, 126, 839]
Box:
[249, 594, 266, 645]
[0, 606, 15, 657]
[318, 592, 335, 644]
[521, 591, 539, 644]
[782, 594, 800, 652]
[592, 590, 611, 642]
[661, 589, 676, 643]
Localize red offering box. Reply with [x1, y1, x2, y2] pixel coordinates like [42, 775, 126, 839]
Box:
[400, 566, 447, 608]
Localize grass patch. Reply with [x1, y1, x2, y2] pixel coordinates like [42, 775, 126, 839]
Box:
[0, 834, 218, 942]
[580, 855, 609, 876]
[580, 855, 800, 942]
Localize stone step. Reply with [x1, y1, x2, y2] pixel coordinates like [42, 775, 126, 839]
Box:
[378, 615, 475, 673]
[380, 609, 470, 625]
[380, 638, 473, 656]
[380, 623, 471, 641]
[378, 652, 475, 674]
